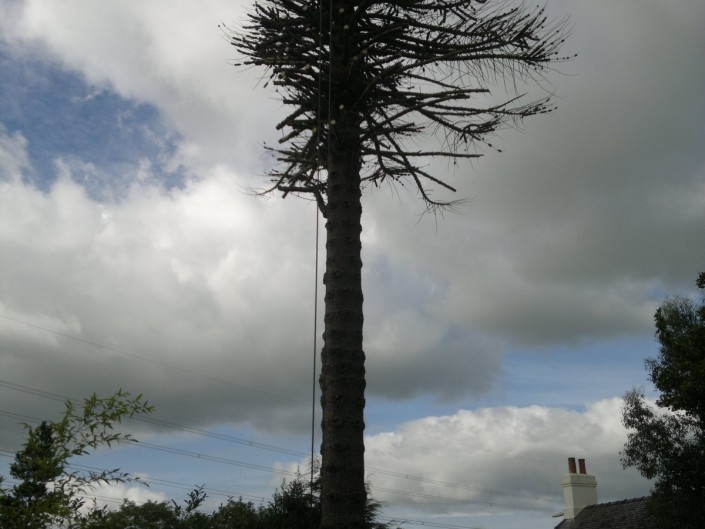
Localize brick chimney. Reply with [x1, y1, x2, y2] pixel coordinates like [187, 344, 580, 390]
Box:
[561, 457, 597, 519]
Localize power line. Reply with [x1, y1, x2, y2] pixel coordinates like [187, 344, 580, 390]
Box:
[0, 409, 536, 516]
[0, 379, 66, 402]
[3, 319, 558, 506]
[0, 406, 559, 515]
[0, 450, 269, 505]
[371, 486, 554, 513]
[0, 313, 566, 518]
[1, 451, 507, 528]
[68, 460, 271, 505]
[0, 470, 482, 529]
[135, 416, 307, 457]
[0, 378, 307, 457]
[378, 516, 482, 529]
[0, 313, 603, 481]
[366, 467, 557, 504]
[0, 409, 40, 423]
[3, 436, 558, 516]
[0, 379, 561, 509]
[0, 311, 602, 486]
[134, 440, 300, 478]
[0, 313, 299, 405]
[0, 410, 299, 480]
[0, 379, 548, 502]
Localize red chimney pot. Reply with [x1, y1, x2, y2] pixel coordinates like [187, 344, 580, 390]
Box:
[578, 458, 587, 474]
[568, 457, 577, 474]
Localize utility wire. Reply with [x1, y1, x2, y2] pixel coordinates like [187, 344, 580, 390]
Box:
[378, 516, 483, 529]
[0, 313, 299, 405]
[0, 410, 300, 484]
[0, 379, 561, 506]
[0, 406, 560, 513]
[309, 0, 330, 522]
[1, 451, 504, 528]
[0, 450, 269, 505]
[134, 441, 300, 477]
[0, 379, 307, 457]
[372, 486, 554, 513]
[1, 311, 573, 486]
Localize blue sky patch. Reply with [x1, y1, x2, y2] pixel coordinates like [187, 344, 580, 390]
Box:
[0, 45, 187, 199]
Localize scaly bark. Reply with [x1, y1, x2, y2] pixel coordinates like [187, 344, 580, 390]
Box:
[319, 3, 367, 526]
[320, 142, 366, 529]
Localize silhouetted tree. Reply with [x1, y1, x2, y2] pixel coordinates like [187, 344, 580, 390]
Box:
[81, 470, 388, 529]
[209, 498, 264, 529]
[622, 272, 705, 529]
[226, 2, 570, 527]
[0, 391, 153, 529]
[0, 422, 65, 529]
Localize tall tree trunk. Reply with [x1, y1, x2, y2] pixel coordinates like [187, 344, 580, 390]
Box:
[320, 130, 366, 529]
[320, 3, 367, 528]
[320, 84, 366, 529]
[231, 2, 571, 526]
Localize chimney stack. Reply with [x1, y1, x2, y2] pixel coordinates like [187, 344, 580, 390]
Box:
[562, 457, 597, 519]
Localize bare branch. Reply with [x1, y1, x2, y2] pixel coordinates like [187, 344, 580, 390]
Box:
[226, 0, 571, 210]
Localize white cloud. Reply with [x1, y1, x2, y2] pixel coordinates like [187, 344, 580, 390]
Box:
[5, 0, 279, 172]
[4, 0, 703, 350]
[2, 0, 704, 450]
[271, 398, 651, 524]
[364, 398, 651, 514]
[0, 126, 31, 180]
[0, 152, 318, 434]
[1, 2, 704, 522]
[0, 132, 504, 456]
[82, 480, 167, 511]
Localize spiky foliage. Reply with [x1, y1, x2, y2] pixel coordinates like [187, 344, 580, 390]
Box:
[227, 0, 571, 212]
[225, 2, 570, 528]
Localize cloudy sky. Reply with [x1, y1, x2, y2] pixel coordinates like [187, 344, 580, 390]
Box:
[1, 1, 703, 528]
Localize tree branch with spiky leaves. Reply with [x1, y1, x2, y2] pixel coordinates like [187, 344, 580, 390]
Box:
[224, 0, 572, 212]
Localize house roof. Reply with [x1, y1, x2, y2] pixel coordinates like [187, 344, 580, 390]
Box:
[554, 497, 656, 529]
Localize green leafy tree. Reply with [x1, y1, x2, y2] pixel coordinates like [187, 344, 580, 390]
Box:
[265, 477, 316, 529]
[82, 468, 389, 529]
[82, 499, 181, 529]
[209, 498, 264, 529]
[226, 2, 570, 527]
[0, 390, 153, 529]
[174, 486, 211, 529]
[259, 466, 387, 529]
[0, 422, 66, 529]
[622, 272, 705, 529]
[83, 487, 208, 529]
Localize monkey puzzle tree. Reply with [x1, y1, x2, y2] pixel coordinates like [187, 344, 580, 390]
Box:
[226, 2, 570, 528]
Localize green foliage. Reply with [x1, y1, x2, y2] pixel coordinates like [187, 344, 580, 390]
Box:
[649, 283, 705, 421]
[209, 498, 263, 529]
[264, 476, 317, 529]
[0, 422, 67, 529]
[83, 499, 181, 529]
[622, 272, 705, 529]
[0, 390, 153, 529]
[80, 489, 209, 529]
[80, 468, 391, 529]
[1, 390, 391, 529]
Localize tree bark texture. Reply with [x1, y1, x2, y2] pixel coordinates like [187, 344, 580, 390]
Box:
[320, 145, 366, 529]
[320, 2, 367, 527]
